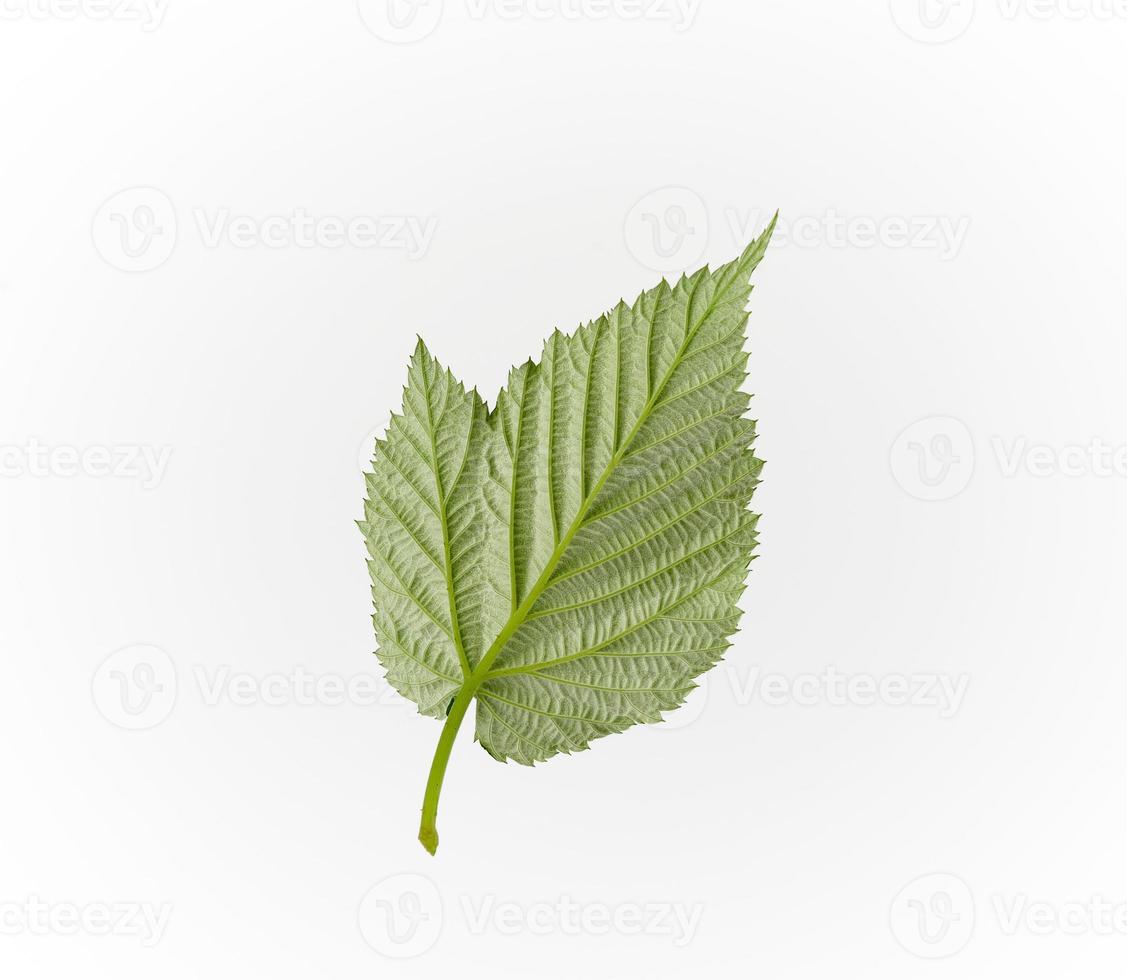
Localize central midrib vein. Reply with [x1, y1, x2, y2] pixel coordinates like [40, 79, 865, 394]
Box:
[465, 264, 731, 696]
[421, 359, 471, 679]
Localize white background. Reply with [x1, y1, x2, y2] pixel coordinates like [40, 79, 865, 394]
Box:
[3, 0, 1127, 976]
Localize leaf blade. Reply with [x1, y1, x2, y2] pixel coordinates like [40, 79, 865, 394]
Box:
[470, 225, 774, 761]
[361, 340, 493, 714]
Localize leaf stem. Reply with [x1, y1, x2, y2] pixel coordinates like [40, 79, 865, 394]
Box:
[418, 680, 477, 855]
[417, 473, 615, 854]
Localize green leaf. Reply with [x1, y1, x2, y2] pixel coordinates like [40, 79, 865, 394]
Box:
[360, 216, 776, 853]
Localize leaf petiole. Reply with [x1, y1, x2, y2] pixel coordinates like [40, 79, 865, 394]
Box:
[418, 678, 477, 855]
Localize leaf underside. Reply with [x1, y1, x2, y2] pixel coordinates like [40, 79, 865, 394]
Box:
[361, 221, 774, 765]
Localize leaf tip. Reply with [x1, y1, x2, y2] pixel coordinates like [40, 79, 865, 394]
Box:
[418, 826, 439, 855]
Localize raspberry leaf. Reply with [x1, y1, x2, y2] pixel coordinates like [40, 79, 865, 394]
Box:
[360, 216, 776, 853]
